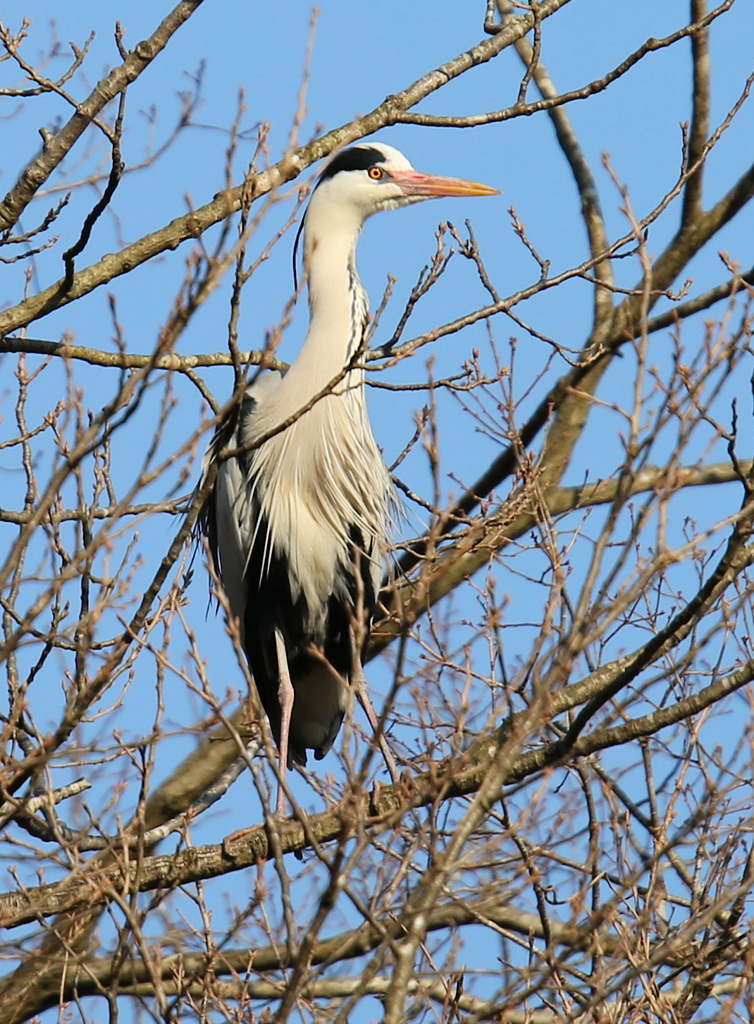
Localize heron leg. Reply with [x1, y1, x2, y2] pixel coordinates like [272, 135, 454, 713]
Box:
[274, 627, 294, 816]
[351, 634, 399, 784]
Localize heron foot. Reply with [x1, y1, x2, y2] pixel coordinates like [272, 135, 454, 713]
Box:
[222, 826, 256, 858]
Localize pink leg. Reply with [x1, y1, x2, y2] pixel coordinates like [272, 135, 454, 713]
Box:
[222, 631, 294, 852]
[274, 627, 294, 816]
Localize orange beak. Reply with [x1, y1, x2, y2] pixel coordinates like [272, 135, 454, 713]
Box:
[389, 169, 499, 198]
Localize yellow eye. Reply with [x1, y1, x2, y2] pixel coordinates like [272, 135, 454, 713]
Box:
[368, 166, 384, 180]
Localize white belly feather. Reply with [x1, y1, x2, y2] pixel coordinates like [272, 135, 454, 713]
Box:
[240, 377, 391, 636]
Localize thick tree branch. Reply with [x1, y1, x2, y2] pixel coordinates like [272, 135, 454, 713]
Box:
[682, 0, 711, 226]
[0, 336, 287, 372]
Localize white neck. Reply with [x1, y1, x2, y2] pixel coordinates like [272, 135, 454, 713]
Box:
[287, 200, 368, 393]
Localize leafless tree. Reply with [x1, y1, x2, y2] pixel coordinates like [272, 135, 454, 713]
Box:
[2, 1, 754, 1021]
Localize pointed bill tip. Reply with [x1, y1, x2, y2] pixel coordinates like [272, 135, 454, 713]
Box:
[391, 169, 500, 198]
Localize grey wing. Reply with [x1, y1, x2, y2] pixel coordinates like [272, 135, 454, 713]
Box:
[197, 372, 282, 625]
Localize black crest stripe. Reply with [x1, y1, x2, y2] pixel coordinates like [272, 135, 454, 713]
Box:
[318, 146, 386, 182]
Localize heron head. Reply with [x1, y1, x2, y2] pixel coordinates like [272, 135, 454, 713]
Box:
[312, 142, 499, 218]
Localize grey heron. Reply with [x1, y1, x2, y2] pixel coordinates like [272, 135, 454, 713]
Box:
[199, 142, 497, 812]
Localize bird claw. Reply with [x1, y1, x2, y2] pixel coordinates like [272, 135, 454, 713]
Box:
[222, 826, 255, 858]
[369, 779, 382, 816]
[400, 769, 415, 799]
